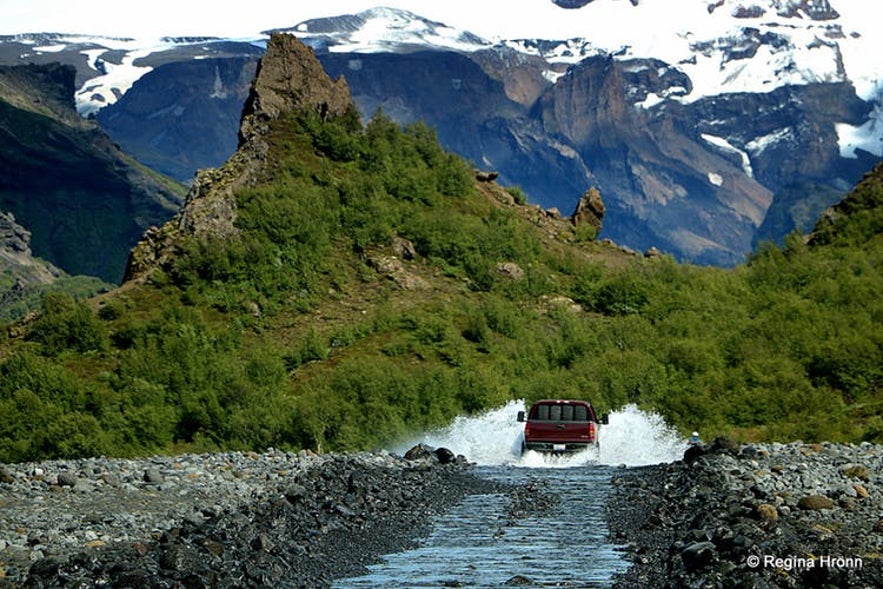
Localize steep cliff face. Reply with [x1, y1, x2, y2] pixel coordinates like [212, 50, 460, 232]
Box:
[533, 56, 773, 264]
[97, 58, 258, 183]
[0, 210, 61, 286]
[124, 34, 355, 282]
[0, 63, 184, 283]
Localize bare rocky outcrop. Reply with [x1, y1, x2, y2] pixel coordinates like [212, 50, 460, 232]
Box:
[238, 33, 352, 146]
[0, 211, 61, 286]
[124, 34, 355, 282]
[571, 186, 605, 234]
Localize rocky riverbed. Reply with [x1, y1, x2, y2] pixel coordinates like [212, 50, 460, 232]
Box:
[6, 439, 883, 587]
[0, 447, 502, 587]
[607, 439, 883, 588]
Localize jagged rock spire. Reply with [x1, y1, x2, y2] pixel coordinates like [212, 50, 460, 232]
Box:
[572, 186, 605, 234]
[238, 33, 353, 146]
[125, 33, 354, 283]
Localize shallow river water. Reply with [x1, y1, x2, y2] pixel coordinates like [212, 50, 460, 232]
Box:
[335, 402, 688, 588]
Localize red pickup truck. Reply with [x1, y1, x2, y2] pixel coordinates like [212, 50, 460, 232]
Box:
[517, 399, 608, 454]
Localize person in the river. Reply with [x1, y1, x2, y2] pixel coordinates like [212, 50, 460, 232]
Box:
[688, 431, 702, 446]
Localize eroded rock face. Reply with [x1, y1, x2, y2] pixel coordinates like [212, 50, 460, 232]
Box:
[538, 56, 775, 265]
[571, 186, 605, 233]
[238, 33, 353, 146]
[125, 34, 355, 283]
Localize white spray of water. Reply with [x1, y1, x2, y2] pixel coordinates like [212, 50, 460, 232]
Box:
[395, 400, 687, 468]
[597, 404, 688, 466]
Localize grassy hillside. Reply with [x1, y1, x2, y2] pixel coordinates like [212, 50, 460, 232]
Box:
[0, 102, 880, 462]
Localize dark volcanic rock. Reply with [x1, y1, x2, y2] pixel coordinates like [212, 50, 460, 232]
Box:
[10, 451, 502, 588]
[607, 442, 883, 588]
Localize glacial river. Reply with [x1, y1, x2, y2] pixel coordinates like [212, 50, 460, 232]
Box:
[335, 402, 687, 588]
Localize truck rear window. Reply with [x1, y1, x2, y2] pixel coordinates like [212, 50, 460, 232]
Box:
[531, 403, 589, 422]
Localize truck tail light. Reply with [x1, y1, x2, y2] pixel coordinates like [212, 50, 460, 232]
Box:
[588, 421, 596, 442]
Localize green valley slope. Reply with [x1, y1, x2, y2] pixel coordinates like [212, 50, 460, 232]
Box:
[0, 35, 879, 463]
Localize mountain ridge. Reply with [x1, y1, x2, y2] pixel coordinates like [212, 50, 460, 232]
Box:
[1, 2, 881, 266]
[124, 33, 357, 283]
[0, 62, 186, 285]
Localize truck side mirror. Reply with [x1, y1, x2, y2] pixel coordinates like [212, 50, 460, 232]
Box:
[517, 411, 525, 422]
[599, 414, 609, 425]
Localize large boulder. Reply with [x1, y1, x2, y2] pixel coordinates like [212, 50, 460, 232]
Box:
[403, 443, 458, 464]
[571, 186, 605, 235]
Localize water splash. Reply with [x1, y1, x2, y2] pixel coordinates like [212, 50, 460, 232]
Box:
[598, 404, 688, 466]
[397, 400, 526, 466]
[394, 400, 687, 467]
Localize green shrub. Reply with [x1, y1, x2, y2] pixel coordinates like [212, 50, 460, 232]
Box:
[506, 185, 528, 205]
[28, 292, 108, 355]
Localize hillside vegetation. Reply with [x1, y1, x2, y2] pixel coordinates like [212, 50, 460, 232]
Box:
[0, 59, 881, 463]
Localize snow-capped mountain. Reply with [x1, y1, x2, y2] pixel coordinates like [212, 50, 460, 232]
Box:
[284, 1, 882, 160]
[5, 1, 881, 139]
[278, 7, 492, 55]
[1, 0, 881, 266]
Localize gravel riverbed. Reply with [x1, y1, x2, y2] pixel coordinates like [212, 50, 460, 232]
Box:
[607, 439, 883, 588]
[0, 447, 502, 587]
[6, 439, 883, 587]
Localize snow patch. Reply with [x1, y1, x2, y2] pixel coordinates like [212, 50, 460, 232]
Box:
[75, 48, 156, 115]
[542, 69, 565, 84]
[746, 127, 793, 154]
[33, 44, 66, 53]
[836, 103, 883, 158]
[701, 133, 754, 177]
[708, 172, 724, 186]
[638, 93, 665, 109]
